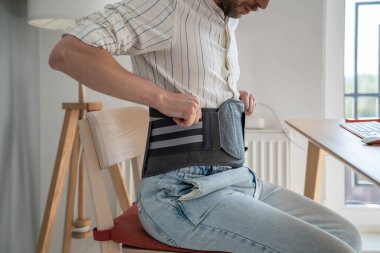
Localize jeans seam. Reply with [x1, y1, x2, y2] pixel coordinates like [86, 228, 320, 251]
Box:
[258, 186, 282, 202]
[155, 195, 198, 227]
[197, 223, 281, 253]
[153, 173, 168, 187]
[175, 201, 198, 227]
[139, 202, 179, 247]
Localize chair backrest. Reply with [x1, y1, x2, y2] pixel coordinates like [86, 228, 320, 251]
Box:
[84, 106, 149, 169]
[78, 106, 149, 253]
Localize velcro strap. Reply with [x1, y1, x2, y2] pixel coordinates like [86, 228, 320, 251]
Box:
[147, 100, 245, 157]
[201, 111, 220, 150]
[93, 227, 112, 241]
[147, 109, 205, 156]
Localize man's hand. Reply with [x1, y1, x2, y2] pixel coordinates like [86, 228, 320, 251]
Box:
[157, 91, 202, 127]
[239, 90, 256, 116]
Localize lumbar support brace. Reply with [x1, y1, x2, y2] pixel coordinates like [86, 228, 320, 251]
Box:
[142, 99, 247, 177]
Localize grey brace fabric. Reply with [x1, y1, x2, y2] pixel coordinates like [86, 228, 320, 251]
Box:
[142, 100, 246, 178]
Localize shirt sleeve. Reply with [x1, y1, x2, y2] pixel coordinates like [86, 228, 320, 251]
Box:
[63, 0, 177, 55]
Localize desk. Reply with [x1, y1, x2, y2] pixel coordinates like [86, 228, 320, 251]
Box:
[285, 119, 380, 201]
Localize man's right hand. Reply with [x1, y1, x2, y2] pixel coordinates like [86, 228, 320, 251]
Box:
[157, 91, 202, 127]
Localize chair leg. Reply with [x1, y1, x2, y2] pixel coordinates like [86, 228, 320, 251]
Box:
[131, 156, 143, 198]
[109, 163, 132, 211]
[100, 241, 122, 253]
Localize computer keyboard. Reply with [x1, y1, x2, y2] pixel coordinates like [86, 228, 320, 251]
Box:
[340, 121, 380, 139]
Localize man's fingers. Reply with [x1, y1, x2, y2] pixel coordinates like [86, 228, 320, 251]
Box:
[173, 117, 181, 126]
[173, 117, 189, 127]
[195, 97, 202, 122]
[247, 94, 255, 115]
[240, 92, 250, 112]
[189, 95, 201, 124]
[251, 94, 256, 112]
[244, 99, 250, 113]
[239, 90, 257, 115]
[172, 95, 202, 126]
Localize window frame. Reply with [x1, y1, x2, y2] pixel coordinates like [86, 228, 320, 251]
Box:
[344, 1, 380, 119]
[344, 0, 380, 205]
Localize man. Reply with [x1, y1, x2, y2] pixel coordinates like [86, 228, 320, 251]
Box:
[49, 0, 362, 252]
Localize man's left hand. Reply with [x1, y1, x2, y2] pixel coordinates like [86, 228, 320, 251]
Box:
[239, 90, 256, 116]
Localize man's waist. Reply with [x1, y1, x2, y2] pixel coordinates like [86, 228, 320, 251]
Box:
[147, 100, 246, 157]
[141, 99, 247, 177]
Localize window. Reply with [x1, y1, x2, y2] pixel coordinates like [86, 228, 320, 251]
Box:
[345, 1, 380, 120]
[344, 0, 380, 209]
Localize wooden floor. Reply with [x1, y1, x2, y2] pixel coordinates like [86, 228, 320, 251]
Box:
[71, 238, 100, 253]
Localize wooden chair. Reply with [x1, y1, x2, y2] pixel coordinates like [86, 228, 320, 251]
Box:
[78, 106, 223, 253]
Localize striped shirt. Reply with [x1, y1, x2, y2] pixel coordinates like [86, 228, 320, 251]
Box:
[63, 0, 241, 108]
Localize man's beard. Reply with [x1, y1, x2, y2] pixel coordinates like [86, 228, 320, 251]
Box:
[218, 0, 239, 18]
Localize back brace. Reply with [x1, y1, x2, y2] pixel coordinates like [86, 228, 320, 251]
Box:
[142, 99, 247, 177]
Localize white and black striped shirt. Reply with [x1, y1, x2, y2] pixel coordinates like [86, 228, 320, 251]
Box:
[63, 0, 241, 108]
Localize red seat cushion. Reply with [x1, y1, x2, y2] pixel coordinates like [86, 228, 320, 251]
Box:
[93, 203, 225, 253]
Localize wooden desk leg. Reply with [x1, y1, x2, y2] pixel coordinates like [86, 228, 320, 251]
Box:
[304, 141, 326, 201]
[36, 109, 80, 253]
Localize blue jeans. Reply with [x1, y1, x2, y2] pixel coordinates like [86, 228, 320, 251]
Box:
[137, 165, 362, 253]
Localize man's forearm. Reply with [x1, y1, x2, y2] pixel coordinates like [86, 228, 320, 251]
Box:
[49, 35, 164, 109]
[50, 35, 202, 126]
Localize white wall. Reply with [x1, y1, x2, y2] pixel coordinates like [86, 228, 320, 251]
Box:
[237, 0, 324, 129]
[236, 0, 325, 193]
[0, 1, 41, 252]
[323, 0, 345, 119]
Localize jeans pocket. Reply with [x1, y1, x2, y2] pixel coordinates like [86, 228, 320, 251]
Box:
[177, 180, 202, 201]
[176, 167, 256, 226]
[180, 167, 254, 200]
[154, 171, 193, 205]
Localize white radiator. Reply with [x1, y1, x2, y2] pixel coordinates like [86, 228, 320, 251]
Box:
[245, 130, 289, 188]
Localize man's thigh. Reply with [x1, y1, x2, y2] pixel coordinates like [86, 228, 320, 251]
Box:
[140, 188, 357, 253]
[257, 179, 361, 252]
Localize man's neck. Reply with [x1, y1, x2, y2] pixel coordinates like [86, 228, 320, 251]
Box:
[214, 0, 222, 9]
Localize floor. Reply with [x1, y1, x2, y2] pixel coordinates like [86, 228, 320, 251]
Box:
[71, 237, 100, 253]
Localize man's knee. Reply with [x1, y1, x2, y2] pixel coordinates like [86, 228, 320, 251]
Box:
[340, 219, 362, 253]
